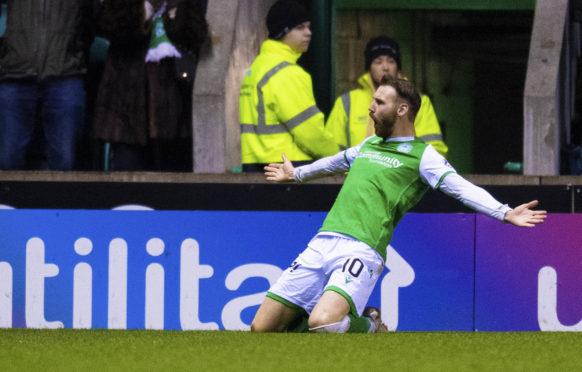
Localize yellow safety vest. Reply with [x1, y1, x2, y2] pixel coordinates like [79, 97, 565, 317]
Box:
[240, 39, 339, 165]
[325, 73, 449, 157]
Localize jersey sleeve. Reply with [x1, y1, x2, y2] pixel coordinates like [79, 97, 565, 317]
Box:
[293, 136, 370, 183]
[438, 173, 511, 221]
[419, 145, 456, 189]
[343, 136, 371, 165]
[420, 145, 511, 222]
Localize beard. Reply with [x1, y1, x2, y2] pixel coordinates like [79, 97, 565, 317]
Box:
[372, 110, 398, 139]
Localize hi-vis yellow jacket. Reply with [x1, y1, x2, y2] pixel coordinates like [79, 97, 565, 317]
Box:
[325, 73, 449, 157]
[240, 39, 339, 165]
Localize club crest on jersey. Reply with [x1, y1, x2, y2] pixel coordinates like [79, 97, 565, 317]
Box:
[397, 143, 413, 153]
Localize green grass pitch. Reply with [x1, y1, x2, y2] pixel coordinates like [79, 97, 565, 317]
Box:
[0, 329, 580, 371]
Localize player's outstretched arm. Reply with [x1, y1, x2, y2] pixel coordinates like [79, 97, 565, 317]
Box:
[264, 153, 295, 183]
[504, 200, 547, 227]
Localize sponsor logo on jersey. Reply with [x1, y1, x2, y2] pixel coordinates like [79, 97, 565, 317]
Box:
[359, 150, 404, 168]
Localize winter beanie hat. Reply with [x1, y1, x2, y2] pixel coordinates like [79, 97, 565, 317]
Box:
[364, 36, 401, 70]
[267, 0, 309, 40]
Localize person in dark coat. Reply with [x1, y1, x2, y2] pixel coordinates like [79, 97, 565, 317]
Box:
[0, 0, 100, 170]
[93, 0, 208, 171]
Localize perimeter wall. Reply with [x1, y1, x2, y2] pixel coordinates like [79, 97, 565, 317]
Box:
[0, 174, 581, 331]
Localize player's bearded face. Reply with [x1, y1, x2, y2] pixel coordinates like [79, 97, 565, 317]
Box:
[369, 91, 398, 139]
[369, 85, 401, 139]
[372, 108, 397, 139]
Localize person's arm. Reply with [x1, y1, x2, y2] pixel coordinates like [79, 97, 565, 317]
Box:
[290, 111, 339, 158]
[420, 146, 546, 227]
[438, 172, 546, 226]
[265, 139, 366, 183]
[273, 67, 339, 158]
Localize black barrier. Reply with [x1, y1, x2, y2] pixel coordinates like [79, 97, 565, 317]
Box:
[575, 186, 582, 213]
[0, 181, 573, 212]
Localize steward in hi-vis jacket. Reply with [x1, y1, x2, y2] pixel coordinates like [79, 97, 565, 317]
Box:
[240, 0, 338, 172]
[325, 36, 448, 158]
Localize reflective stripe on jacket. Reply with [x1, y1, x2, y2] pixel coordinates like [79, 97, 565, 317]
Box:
[325, 73, 449, 157]
[240, 39, 339, 164]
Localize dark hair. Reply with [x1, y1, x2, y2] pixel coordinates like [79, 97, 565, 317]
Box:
[379, 76, 421, 121]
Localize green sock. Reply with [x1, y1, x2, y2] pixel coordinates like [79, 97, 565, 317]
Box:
[346, 313, 372, 333]
[287, 314, 309, 333]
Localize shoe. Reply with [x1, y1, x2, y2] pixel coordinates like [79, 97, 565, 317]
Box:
[363, 306, 388, 333]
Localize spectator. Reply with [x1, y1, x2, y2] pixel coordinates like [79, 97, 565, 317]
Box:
[93, 0, 208, 171]
[240, 0, 339, 172]
[0, 0, 100, 170]
[326, 35, 449, 157]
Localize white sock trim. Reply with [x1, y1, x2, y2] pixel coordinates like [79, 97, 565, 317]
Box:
[309, 316, 350, 333]
[367, 317, 376, 333]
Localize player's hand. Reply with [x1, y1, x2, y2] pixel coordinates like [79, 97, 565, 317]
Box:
[264, 153, 295, 183]
[504, 200, 547, 227]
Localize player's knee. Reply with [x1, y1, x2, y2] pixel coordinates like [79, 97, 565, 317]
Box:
[308, 311, 343, 330]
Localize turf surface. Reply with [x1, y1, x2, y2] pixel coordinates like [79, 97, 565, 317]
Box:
[0, 329, 580, 371]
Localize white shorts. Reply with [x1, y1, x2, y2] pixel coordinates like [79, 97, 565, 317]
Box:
[267, 232, 384, 316]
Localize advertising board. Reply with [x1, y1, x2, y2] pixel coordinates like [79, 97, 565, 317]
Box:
[0, 210, 578, 331]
